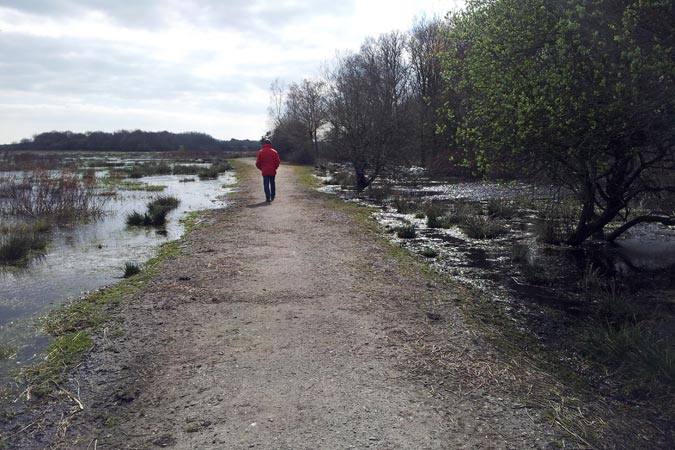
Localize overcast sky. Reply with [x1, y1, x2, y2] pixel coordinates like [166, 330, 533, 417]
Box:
[0, 1, 466, 144]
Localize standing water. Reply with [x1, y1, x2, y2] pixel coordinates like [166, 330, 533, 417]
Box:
[0, 170, 236, 384]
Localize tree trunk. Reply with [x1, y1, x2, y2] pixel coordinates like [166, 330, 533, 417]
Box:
[355, 168, 370, 192]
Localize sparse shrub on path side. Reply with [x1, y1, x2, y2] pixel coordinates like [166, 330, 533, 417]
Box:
[123, 262, 141, 278]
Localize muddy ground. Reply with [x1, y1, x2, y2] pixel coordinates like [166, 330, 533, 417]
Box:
[3, 159, 570, 449]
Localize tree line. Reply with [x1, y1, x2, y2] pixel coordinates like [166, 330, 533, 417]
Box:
[0, 130, 259, 153]
[269, 0, 674, 245]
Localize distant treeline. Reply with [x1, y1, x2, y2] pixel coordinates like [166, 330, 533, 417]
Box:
[0, 130, 259, 153]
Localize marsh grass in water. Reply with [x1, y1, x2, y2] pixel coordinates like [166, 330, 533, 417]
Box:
[198, 161, 232, 180]
[101, 178, 167, 192]
[487, 198, 519, 219]
[421, 247, 439, 258]
[0, 342, 16, 361]
[396, 224, 417, 239]
[587, 321, 675, 394]
[0, 221, 49, 266]
[0, 170, 108, 222]
[534, 199, 579, 244]
[126, 195, 181, 227]
[461, 216, 506, 239]
[425, 204, 456, 229]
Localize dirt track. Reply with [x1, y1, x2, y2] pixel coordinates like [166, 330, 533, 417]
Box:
[13, 160, 563, 449]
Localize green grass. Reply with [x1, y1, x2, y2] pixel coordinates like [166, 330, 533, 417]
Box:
[293, 164, 322, 189]
[22, 332, 92, 397]
[22, 213, 198, 397]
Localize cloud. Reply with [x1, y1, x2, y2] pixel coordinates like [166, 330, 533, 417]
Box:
[0, 0, 464, 144]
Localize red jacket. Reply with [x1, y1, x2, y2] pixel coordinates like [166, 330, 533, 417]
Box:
[255, 144, 281, 176]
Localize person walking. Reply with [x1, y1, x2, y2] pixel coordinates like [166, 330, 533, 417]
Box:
[255, 139, 281, 203]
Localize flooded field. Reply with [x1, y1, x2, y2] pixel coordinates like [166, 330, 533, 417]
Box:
[0, 154, 236, 384]
[317, 166, 675, 418]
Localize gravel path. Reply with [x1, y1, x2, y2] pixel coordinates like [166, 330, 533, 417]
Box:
[9, 160, 562, 449]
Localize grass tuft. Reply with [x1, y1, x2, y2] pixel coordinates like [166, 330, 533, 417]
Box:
[126, 195, 180, 227]
[123, 262, 141, 278]
[421, 247, 439, 258]
[396, 225, 417, 239]
[461, 216, 506, 239]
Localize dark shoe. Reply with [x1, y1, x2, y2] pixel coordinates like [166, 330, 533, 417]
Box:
[266, 198, 271, 202]
[271, 197, 275, 201]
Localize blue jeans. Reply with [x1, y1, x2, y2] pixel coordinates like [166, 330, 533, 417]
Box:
[263, 175, 276, 201]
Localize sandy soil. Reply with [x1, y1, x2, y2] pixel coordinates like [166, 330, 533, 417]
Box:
[7, 160, 565, 449]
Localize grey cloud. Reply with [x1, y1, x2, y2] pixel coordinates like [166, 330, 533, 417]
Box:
[1, 0, 355, 33]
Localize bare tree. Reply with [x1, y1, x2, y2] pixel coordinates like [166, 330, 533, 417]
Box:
[326, 31, 412, 191]
[268, 79, 286, 128]
[285, 79, 328, 160]
[408, 16, 448, 167]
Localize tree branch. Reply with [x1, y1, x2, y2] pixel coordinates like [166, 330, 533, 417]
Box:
[606, 215, 675, 242]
